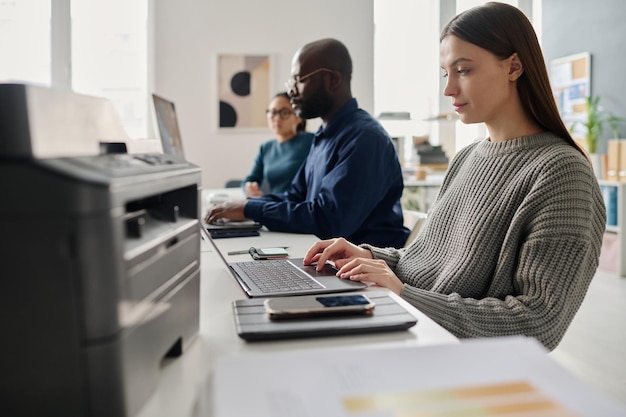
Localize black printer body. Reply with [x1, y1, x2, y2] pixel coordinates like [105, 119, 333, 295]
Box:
[0, 84, 201, 416]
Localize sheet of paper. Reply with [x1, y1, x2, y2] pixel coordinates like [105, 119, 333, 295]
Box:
[210, 336, 625, 417]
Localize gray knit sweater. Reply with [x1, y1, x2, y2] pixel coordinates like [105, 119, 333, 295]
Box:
[365, 132, 606, 350]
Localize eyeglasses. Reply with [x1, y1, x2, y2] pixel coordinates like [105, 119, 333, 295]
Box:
[266, 108, 294, 119]
[285, 68, 336, 95]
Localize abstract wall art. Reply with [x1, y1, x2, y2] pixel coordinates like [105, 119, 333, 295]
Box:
[218, 54, 271, 130]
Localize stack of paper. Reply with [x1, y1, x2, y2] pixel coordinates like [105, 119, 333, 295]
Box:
[211, 336, 625, 417]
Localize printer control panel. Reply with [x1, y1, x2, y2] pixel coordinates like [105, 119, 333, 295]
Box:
[39, 153, 193, 183]
[78, 153, 186, 172]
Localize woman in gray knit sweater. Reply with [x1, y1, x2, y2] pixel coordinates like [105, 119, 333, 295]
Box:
[303, 2, 606, 351]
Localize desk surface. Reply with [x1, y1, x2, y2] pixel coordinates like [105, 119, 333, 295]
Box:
[136, 193, 458, 417]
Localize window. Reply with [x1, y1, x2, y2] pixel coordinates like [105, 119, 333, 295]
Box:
[0, 0, 51, 86]
[374, 0, 539, 161]
[0, 0, 149, 139]
[71, 0, 148, 139]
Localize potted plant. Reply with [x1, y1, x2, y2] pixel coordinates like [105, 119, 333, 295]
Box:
[571, 95, 625, 154]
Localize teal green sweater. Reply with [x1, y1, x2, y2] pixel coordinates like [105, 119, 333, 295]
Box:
[244, 132, 313, 194]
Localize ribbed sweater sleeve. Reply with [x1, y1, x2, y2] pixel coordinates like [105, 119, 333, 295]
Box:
[363, 133, 606, 350]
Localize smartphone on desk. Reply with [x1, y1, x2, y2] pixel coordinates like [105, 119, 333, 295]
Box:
[264, 294, 375, 320]
[249, 247, 289, 260]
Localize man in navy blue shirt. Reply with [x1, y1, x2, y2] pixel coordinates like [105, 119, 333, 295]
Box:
[205, 38, 408, 248]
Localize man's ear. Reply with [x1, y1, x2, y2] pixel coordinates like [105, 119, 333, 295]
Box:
[508, 53, 524, 81]
[326, 70, 342, 91]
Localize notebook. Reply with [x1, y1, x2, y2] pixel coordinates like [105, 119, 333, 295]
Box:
[206, 232, 367, 298]
[152, 94, 185, 158]
[203, 219, 262, 239]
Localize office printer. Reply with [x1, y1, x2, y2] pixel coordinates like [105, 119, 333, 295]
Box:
[0, 84, 201, 416]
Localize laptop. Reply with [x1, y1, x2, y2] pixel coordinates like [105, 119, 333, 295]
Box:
[203, 219, 262, 239]
[152, 94, 185, 158]
[153, 94, 260, 237]
[203, 228, 367, 298]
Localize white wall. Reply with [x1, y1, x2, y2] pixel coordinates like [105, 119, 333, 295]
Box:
[374, 0, 438, 121]
[153, 0, 374, 188]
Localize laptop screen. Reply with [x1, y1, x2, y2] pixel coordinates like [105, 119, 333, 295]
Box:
[152, 94, 185, 158]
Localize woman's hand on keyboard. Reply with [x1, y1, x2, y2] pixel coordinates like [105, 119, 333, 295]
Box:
[303, 238, 372, 272]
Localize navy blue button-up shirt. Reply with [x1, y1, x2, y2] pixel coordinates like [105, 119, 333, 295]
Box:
[244, 98, 408, 248]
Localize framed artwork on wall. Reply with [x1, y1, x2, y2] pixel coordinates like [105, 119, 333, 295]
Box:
[217, 54, 273, 131]
[549, 52, 591, 139]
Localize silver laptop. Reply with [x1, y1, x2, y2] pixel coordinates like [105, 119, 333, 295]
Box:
[202, 227, 367, 298]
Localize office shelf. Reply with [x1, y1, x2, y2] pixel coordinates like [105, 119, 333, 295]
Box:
[402, 175, 443, 212]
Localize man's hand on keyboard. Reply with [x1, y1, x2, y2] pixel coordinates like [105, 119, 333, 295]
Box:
[205, 200, 248, 224]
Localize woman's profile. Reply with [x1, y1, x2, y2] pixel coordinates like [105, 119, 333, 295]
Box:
[304, 2, 606, 350]
[243, 92, 313, 197]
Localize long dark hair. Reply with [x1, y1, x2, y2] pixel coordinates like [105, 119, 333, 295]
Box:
[275, 92, 306, 132]
[441, 2, 586, 158]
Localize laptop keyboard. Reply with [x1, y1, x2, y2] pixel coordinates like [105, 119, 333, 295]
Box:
[235, 260, 324, 293]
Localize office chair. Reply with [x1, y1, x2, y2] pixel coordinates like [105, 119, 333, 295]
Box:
[403, 209, 427, 248]
[224, 179, 243, 188]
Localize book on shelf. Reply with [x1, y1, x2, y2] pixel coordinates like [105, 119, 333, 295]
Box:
[606, 139, 626, 182]
[618, 139, 626, 182]
[607, 139, 620, 181]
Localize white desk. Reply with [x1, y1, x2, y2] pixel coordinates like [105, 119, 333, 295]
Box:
[136, 197, 458, 417]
